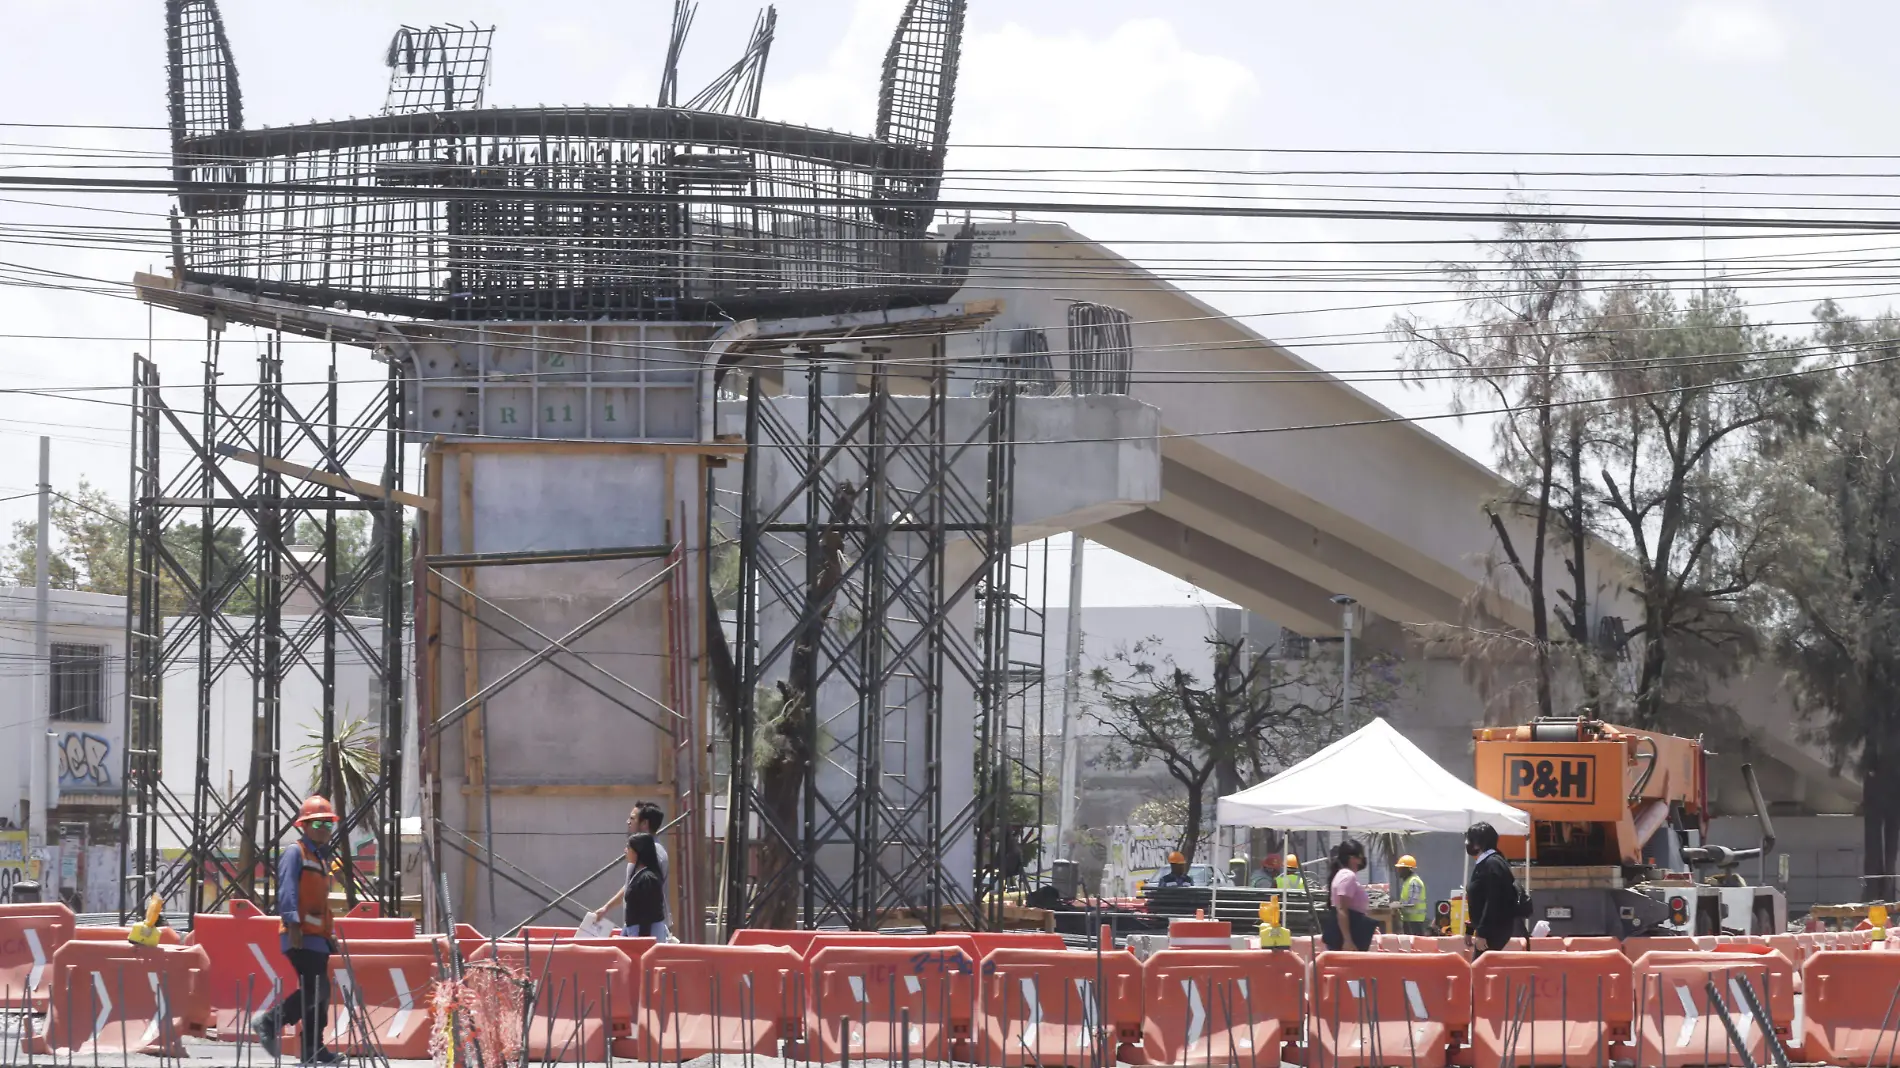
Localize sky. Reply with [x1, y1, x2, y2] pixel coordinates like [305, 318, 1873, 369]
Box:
[1, 0, 1896, 608]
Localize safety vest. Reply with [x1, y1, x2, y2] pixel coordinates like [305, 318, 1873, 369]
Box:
[284, 840, 334, 941]
[1400, 873, 1428, 923]
[1275, 873, 1303, 891]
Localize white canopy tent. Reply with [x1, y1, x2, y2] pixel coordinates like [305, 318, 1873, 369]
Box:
[1216, 717, 1529, 834]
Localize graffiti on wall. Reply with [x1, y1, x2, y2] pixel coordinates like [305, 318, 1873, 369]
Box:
[58, 731, 113, 788]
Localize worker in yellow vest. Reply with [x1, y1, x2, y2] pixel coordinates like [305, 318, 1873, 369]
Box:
[1275, 854, 1304, 891]
[1396, 854, 1430, 935]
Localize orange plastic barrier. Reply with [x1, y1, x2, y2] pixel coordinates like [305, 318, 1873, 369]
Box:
[32, 940, 211, 1057]
[327, 951, 437, 1059]
[1633, 953, 1773, 1068]
[1565, 937, 1623, 953]
[1663, 947, 1794, 1036]
[627, 943, 804, 1061]
[809, 930, 982, 963]
[185, 907, 294, 1039]
[806, 944, 977, 1062]
[973, 947, 1141, 1067]
[1312, 951, 1471, 1068]
[1622, 937, 1700, 960]
[0, 902, 73, 1011]
[343, 901, 384, 918]
[970, 931, 1067, 957]
[331, 915, 417, 940]
[467, 941, 634, 1062]
[730, 928, 820, 955]
[1141, 948, 1303, 1067]
[68, 924, 183, 944]
[1471, 950, 1633, 1068]
[1797, 949, 1900, 1062]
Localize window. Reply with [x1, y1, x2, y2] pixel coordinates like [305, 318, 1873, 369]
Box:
[50, 644, 106, 723]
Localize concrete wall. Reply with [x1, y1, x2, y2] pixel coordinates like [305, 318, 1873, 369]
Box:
[0, 588, 127, 832]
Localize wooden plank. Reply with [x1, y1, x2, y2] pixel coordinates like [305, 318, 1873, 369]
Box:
[215, 444, 437, 511]
[457, 450, 484, 917]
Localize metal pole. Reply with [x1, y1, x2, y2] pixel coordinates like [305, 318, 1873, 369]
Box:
[29, 436, 50, 845]
[1055, 532, 1086, 861]
[1332, 596, 1357, 723]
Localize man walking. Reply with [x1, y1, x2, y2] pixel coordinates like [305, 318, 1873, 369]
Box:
[1464, 822, 1519, 957]
[254, 796, 342, 1064]
[600, 802, 674, 941]
[1395, 854, 1429, 934]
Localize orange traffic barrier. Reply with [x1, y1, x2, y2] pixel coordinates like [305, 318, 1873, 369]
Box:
[970, 931, 1067, 957]
[1800, 948, 1900, 1062]
[327, 951, 437, 1059]
[1622, 936, 1700, 960]
[331, 914, 417, 940]
[1312, 951, 1471, 1068]
[1564, 937, 1623, 953]
[185, 906, 295, 1039]
[1633, 952, 1774, 1068]
[467, 941, 634, 1062]
[809, 929, 982, 962]
[68, 924, 183, 944]
[1687, 947, 1795, 1036]
[32, 940, 212, 1058]
[731, 928, 820, 955]
[1470, 950, 1633, 1068]
[806, 943, 977, 1062]
[0, 902, 73, 1011]
[627, 943, 803, 1061]
[1141, 948, 1303, 1067]
[343, 901, 384, 918]
[974, 947, 1140, 1067]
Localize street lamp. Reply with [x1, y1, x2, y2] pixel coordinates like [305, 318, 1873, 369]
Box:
[1332, 595, 1358, 721]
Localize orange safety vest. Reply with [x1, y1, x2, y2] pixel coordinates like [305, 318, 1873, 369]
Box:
[283, 840, 334, 941]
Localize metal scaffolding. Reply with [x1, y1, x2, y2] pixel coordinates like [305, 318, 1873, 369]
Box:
[120, 333, 408, 918]
[715, 362, 1020, 932]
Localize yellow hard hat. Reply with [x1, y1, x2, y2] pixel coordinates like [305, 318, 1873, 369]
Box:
[1167, 851, 1187, 864]
[1397, 855, 1418, 869]
[1284, 854, 1297, 867]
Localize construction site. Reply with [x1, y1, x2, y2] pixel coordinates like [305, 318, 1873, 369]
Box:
[3, 0, 1900, 1064]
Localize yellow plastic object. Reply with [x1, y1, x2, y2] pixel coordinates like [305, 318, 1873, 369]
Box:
[1448, 895, 1467, 937]
[127, 893, 165, 947]
[1260, 899, 1281, 927]
[1871, 903, 1890, 928]
[1258, 922, 1291, 949]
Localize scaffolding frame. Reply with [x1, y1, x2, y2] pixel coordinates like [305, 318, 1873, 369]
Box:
[717, 362, 1018, 932]
[120, 333, 408, 919]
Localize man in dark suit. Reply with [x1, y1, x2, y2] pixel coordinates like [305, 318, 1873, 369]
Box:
[1464, 822, 1519, 956]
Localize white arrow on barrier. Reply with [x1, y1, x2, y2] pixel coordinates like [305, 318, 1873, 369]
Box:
[1019, 977, 1042, 1049]
[139, 971, 167, 1050]
[1674, 983, 1700, 1048]
[23, 928, 46, 993]
[88, 971, 113, 1046]
[1728, 978, 1755, 1043]
[1073, 978, 1097, 1048]
[1181, 979, 1206, 1052]
[388, 967, 415, 1039]
[245, 943, 283, 1014]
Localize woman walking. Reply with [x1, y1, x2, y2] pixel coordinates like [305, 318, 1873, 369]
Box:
[604, 832, 667, 938]
[1322, 839, 1377, 952]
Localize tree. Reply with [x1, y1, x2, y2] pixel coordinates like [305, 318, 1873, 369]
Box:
[1759, 302, 1900, 891]
[1087, 636, 1393, 862]
[293, 714, 382, 905]
[1393, 210, 1604, 721]
[1, 479, 128, 594]
[1584, 284, 1816, 729]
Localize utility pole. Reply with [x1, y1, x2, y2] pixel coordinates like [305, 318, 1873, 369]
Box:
[1054, 532, 1086, 861]
[1332, 594, 1358, 723]
[29, 437, 50, 844]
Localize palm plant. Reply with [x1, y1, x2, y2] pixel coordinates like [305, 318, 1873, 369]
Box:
[293, 713, 382, 905]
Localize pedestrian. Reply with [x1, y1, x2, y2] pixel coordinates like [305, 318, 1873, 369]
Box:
[253, 795, 343, 1065]
[1465, 821, 1518, 958]
[609, 833, 666, 937]
[1322, 839, 1377, 952]
[1155, 851, 1195, 888]
[635, 803, 673, 940]
[1395, 854, 1430, 935]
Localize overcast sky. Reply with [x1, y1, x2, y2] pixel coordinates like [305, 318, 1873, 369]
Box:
[1, 0, 1892, 607]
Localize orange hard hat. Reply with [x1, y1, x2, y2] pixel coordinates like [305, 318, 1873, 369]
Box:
[296, 795, 339, 825]
[1167, 851, 1187, 864]
[1397, 855, 1418, 869]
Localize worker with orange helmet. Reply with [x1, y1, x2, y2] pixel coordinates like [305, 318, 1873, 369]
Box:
[254, 795, 342, 1064]
[1156, 850, 1195, 888]
[1396, 854, 1430, 935]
